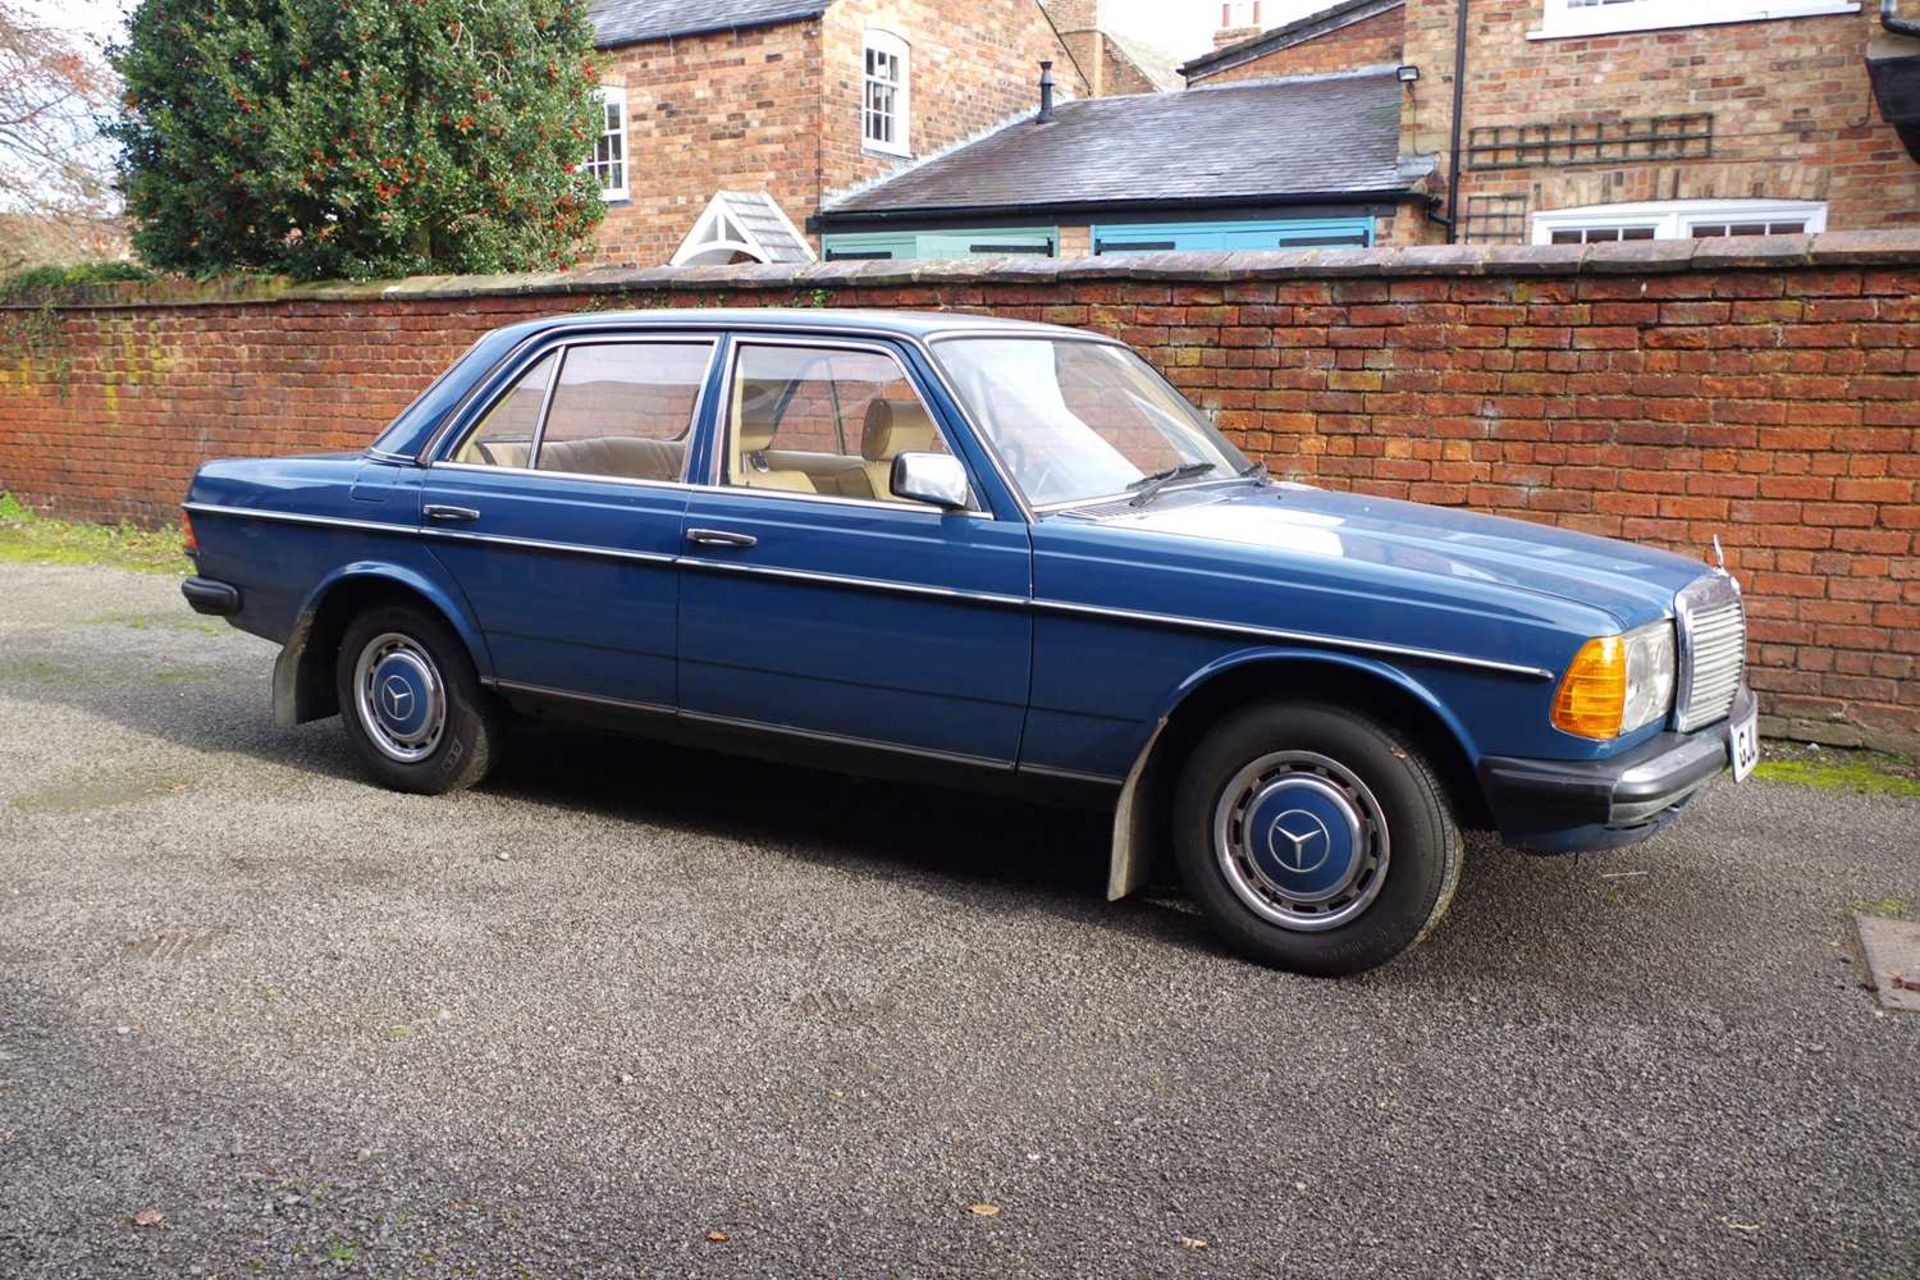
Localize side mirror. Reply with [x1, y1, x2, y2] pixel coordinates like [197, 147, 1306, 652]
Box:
[890, 452, 971, 511]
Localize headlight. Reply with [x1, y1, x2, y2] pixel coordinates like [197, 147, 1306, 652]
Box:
[1551, 620, 1676, 740]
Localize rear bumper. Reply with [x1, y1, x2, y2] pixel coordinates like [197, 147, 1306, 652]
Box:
[1478, 687, 1754, 854]
[181, 576, 241, 616]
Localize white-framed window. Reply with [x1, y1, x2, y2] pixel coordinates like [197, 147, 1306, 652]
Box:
[1530, 199, 1828, 245]
[862, 31, 910, 157]
[1531, 0, 1858, 40]
[587, 86, 629, 201]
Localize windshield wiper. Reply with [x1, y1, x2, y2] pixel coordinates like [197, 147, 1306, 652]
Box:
[1127, 460, 1216, 507]
[1240, 459, 1269, 483]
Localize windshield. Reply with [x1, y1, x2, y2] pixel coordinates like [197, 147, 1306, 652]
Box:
[933, 337, 1251, 508]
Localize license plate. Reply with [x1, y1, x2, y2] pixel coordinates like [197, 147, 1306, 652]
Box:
[1729, 701, 1759, 782]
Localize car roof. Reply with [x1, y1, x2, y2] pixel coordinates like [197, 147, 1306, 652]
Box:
[487, 307, 1089, 343]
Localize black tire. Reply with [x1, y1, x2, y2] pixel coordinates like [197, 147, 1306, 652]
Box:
[334, 602, 504, 795]
[1171, 701, 1461, 977]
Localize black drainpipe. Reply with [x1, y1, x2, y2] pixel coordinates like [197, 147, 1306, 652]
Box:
[1442, 0, 1471, 242]
[1885, 0, 1920, 36]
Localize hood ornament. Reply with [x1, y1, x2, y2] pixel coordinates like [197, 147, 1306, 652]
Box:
[1711, 535, 1727, 572]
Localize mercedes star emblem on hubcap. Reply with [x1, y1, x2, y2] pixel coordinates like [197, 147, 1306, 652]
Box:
[1267, 809, 1332, 874]
[381, 675, 414, 721]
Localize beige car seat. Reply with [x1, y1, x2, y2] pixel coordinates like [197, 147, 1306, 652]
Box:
[733, 382, 817, 493]
[537, 436, 684, 482]
[859, 398, 941, 500]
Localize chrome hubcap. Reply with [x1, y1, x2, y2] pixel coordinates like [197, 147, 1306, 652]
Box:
[1213, 750, 1389, 931]
[353, 632, 445, 764]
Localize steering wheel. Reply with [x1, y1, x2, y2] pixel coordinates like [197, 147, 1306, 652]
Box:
[996, 435, 1063, 507]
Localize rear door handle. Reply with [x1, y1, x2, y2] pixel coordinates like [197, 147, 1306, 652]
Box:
[424, 504, 480, 523]
[685, 528, 757, 550]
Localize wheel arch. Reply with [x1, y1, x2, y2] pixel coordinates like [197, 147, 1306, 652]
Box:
[1106, 649, 1491, 900]
[273, 563, 490, 728]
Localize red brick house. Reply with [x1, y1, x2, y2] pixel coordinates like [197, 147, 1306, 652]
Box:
[1181, 0, 1920, 245]
[581, 0, 1089, 265]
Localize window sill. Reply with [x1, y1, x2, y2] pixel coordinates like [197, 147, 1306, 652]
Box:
[862, 143, 913, 161]
[1528, 0, 1858, 39]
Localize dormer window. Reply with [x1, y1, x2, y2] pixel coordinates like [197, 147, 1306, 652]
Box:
[863, 32, 910, 157]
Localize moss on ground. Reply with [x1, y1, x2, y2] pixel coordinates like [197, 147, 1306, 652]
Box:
[0, 493, 190, 576]
[1751, 755, 1920, 799]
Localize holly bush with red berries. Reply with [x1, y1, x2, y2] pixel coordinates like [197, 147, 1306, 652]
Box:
[110, 0, 606, 279]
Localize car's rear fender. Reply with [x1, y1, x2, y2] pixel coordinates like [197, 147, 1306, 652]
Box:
[275, 561, 491, 728]
[1106, 648, 1486, 901]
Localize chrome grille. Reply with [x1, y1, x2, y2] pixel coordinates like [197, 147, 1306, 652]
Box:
[1676, 575, 1747, 731]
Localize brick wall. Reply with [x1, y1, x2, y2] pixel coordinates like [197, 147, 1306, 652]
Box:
[1, 236, 1915, 749]
[1397, 3, 1920, 241]
[591, 3, 1080, 267]
[594, 22, 825, 267]
[1190, 5, 1406, 84]
[819, 0, 1081, 196]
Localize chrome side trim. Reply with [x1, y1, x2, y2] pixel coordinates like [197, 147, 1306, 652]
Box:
[430, 459, 696, 493]
[181, 503, 419, 537]
[1030, 597, 1558, 680]
[677, 554, 1029, 608]
[1019, 762, 1125, 786]
[493, 678, 1011, 771]
[679, 708, 1015, 772]
[682, 479, 995, 519]
[186, 506, 1551, 680]
[363, 447, 414, 465]
[488, 679, 674, 718]
[420, 526, 678, 567]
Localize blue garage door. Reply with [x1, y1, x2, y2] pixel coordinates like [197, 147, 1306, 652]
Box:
[1092, 217, 1373, 254]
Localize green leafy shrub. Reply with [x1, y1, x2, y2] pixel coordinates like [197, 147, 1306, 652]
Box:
[110, 0, 606, 281]
[1, 262, 156, 295]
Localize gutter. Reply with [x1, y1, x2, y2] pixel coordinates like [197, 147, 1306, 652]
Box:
[1437, 0, 1471, 243]
[1885, 0, 1920, 36]
[810, 189, 1425, 232]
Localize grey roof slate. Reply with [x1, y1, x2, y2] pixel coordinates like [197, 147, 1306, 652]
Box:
[823, 69, 1420, 218]
[587, 0, 827, 49]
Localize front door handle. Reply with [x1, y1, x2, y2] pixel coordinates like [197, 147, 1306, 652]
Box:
[685, 528, 758, 550]
[424, 504, 480, 524]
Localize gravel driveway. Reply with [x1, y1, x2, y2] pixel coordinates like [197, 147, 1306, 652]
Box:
[1, 561, 1915, 1278]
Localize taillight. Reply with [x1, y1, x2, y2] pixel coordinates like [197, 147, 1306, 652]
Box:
[181, 509, 199, 553]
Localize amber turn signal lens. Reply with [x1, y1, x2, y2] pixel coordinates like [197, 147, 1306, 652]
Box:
[1551, 635, 1628, 740]
[181, 509, 198, 553]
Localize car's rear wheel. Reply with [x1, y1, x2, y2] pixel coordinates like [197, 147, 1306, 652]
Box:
[335, 603, 504, 794]
[1172, 702, 1460, 976]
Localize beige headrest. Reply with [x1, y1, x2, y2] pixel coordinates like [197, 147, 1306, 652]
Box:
[737, 382, 783, 453]
[861, 398, 938, 462]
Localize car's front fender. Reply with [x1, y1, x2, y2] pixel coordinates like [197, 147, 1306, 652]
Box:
[1106, 646, 1484, 901]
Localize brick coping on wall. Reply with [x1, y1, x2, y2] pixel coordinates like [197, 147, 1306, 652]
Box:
[10, 230, 1920, 310]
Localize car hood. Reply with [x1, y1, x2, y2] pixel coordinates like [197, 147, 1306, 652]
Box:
[1075, 482, 1713, 628]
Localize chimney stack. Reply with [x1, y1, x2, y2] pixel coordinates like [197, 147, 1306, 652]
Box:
[1214, 0, 1263, 48]
[1037, 60, 1056, 122]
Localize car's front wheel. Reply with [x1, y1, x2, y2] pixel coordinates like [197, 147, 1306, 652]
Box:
[1172, 702, 1461, 977]
[335, 603, 504, 795]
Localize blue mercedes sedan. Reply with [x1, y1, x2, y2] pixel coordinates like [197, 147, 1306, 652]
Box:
[180, 309, 1756, 975]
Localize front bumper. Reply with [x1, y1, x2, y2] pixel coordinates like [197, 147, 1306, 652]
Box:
[1478, 686, 1755, 854]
